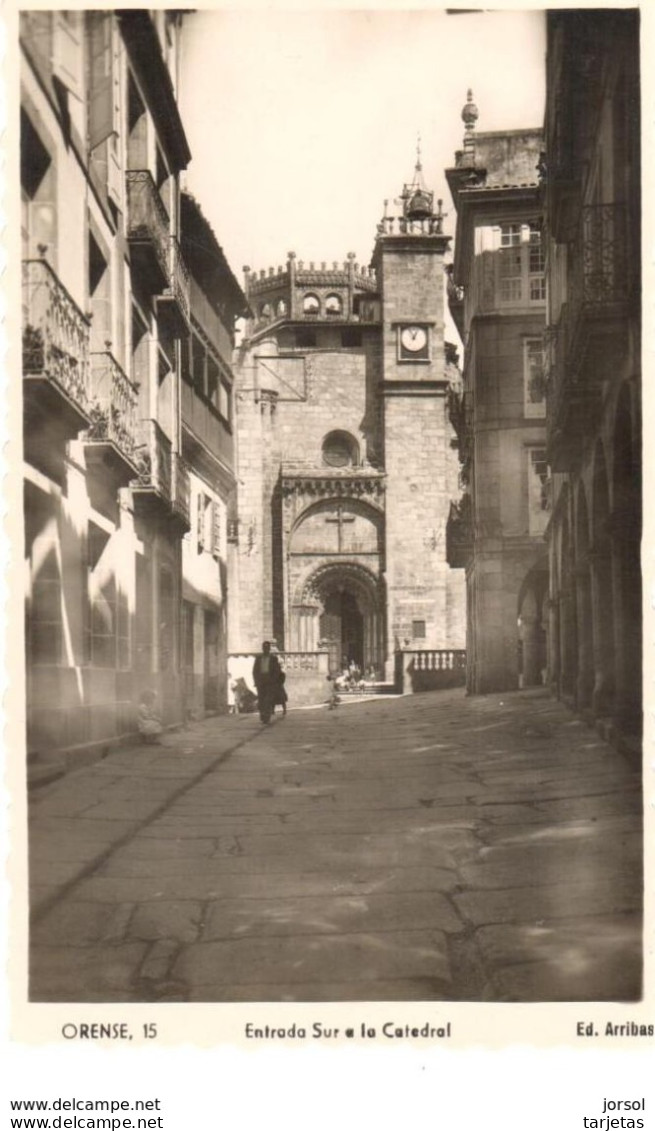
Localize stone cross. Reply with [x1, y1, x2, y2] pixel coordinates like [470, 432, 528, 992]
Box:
[325, 504, 355, 551]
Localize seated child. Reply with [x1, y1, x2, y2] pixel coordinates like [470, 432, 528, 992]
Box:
[137, 690, 163, 743]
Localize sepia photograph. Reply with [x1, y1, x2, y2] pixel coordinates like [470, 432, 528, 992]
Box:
[16, 6, 644, 1009]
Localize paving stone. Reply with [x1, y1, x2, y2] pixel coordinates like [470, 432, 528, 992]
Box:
[484, 954, 642, 1003]
[173, 929, 451, 988]
[28, 688, 643, 1002]
[203, 891, 463, 940]
[30, 944, 148, 1002]
[129, 901, 204, 943]
[139, 939, 181, 982]
[454, 878, 641, 927]
[31, 901, 135, 946]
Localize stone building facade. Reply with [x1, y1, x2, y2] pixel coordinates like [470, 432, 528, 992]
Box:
[445, 98, 548, 693]
[231, 168, 466, 678]
[543, 9, 641, 740]
[179, 193, 248, 717]
[21, 11, 243, 756]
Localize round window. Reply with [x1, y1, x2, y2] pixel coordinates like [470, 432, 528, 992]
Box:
[322, 431, 358, 468]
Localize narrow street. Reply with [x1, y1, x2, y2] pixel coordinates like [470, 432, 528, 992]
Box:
[29, 689, 642, 1003]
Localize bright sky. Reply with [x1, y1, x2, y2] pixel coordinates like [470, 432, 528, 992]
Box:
[180, 9, 546, 282]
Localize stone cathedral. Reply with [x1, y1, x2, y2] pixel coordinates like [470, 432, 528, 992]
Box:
[230, 160, 466, 679]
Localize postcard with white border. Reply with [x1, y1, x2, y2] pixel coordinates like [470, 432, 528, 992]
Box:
[2, 0, 653, 1079]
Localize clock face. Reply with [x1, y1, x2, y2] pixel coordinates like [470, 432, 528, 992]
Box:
[399, 324, 429, 360]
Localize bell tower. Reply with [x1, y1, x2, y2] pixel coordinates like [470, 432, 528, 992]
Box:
[373, 146, 465, 673]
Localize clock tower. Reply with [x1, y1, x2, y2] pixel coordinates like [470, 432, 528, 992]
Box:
[373, 153, 465, 672]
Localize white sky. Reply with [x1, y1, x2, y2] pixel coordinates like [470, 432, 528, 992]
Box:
[180, 9, 546, 283]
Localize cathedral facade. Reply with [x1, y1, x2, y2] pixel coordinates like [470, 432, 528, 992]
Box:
[230, 169, 466, 679]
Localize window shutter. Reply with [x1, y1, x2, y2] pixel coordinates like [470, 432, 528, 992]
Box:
[196, 492, 205, 551]
[212, 502, 222, 559]
[52, 12, 83, 100]
[107, 138, 122, 207]
[87, 12, 113, 149]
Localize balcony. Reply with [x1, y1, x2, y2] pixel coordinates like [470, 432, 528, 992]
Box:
[22, 257, 91, 446]
[546, 204, 636, 470]
[85, 351, 140, 483]
[131, 420, 190, 532]
[157, 237, 190, 337]
[126, 170, 170, 295]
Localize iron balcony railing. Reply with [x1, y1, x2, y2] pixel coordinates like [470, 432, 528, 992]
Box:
[126, 170, 170, 283]
[22, 257, 90, 410]
[88, 351, 139, 460]
[570, 203, 629, 310]
[165, 236, 190, 325]
[133, 418, 172, 499]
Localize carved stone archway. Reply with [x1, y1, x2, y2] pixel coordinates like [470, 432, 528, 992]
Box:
[291, 562, 386, 677]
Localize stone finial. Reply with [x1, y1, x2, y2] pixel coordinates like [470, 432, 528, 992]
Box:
[462, 88, 479, 132]
[321, 261, 326, 270]
[269, 266, 274, 276]
[333, 261, 339, 270]
[347, 251, 356, 260]
[288, 250, 296, 260]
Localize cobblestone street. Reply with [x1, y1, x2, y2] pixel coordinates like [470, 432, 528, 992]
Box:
[28, 689, 642, 1003]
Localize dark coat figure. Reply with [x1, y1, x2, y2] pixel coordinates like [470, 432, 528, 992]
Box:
[253, 641, 283, 723]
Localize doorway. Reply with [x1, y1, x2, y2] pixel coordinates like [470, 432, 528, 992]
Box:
[320, 589, 364, 672]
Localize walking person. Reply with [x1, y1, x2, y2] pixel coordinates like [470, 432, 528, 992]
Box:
[252, 641, 282, 723]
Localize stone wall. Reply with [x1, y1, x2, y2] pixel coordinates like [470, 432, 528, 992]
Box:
[228, 651, 330, 710]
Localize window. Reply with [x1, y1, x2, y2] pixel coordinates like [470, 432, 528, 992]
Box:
[88, 230, 111, 350]
[325, 293, 342, 316]
[412, 620, 426, 640]
[322, 430, 359, 468]
[528, 223, 546, 300]
[496, 221, 545, 307]
[30, 546, 63, 665]
[219, 379, 231, 424]
[21, 110, 56, 262]
[206, 356, 219, 409]
[276, 298, 287, 317]
[87, 523, 116, 669]
[524, 338, 546, 419]
[527, 448, 550, 536]
[260, 303, 273, 322]
[303, 293, 320, 315]
[131, 306, 149, 393]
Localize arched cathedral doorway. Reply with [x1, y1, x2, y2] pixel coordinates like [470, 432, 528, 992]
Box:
[291, 562, 385, 677]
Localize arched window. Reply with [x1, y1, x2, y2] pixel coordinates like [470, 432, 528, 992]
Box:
[303, 293, 320, 315]
[276, 298, 287, 317]
[322, 430, 359, 468]
[325, 293, 343, 316]
[260, 303, 273, 321]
